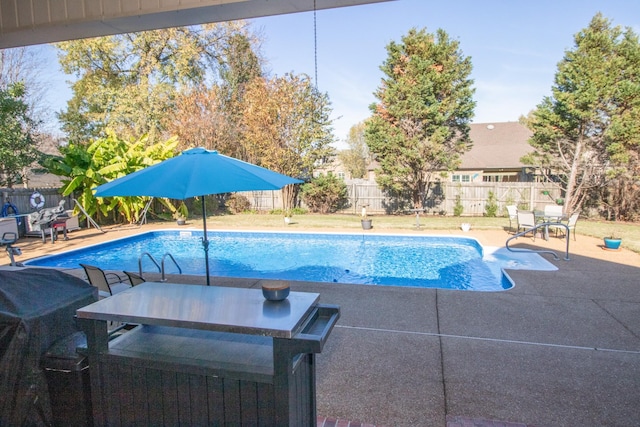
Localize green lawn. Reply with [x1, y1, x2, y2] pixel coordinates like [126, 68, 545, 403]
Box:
[201, 212, 640, 254]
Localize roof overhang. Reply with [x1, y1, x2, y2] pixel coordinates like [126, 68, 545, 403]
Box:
[0, 0, 393, 49]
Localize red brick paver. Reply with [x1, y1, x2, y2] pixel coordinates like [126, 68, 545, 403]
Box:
[317, 416, 380, 427]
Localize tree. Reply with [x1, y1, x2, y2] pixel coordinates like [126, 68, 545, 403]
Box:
[365, 27, 475, 210]
[522, 13, 640, 219]
[165, 85, 235, 152]
[241, 73, 335, 210]
[164, 31, 264, 156]
[56, 22, 257, 144]
[339, 121, 369, 179]
[217, 31, 264, 160]
[1, 47, 60, 187]
[0, 82, 40, 188]
[0, 47, 49, 128]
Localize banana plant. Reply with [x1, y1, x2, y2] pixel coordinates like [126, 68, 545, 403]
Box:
[43, 130, 179, 223]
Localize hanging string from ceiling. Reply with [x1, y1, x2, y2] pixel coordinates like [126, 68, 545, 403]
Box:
[313, 0, 318, 89]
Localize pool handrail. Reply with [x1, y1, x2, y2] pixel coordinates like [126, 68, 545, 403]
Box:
[161, 253, 182, 282]
[1, 232, 22, 266]
[138, 252, 183, 281]
[506, 222, 570, 261]
[138, 252, 161, 277]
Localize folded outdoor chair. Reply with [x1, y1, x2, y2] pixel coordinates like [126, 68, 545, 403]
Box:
[80, 263, 131, 298]
[124, 271, 146, 286]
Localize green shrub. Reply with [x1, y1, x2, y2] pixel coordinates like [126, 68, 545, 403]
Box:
[453, 194, 463, 217]
[301, 174, 349, 214]
[227, 194, 252, 213]
[192, 195, 220, 215]
[270, 207, 308, 216]
[484, 191, 498, 217]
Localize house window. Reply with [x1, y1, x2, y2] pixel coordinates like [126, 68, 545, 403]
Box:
[483, 174, 519, 183]
[452, 174, 470, 183]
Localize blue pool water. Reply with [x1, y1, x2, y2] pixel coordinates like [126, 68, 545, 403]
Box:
[24, 230, 544, 291]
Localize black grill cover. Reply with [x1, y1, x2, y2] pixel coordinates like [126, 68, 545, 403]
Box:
[0, 268, 97, 426]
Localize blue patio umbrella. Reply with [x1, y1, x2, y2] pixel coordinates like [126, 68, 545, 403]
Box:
[94, 147, 302, 285]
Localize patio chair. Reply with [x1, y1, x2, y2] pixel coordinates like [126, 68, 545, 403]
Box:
[551, 211, 580, 240]
[516, 210, 536, 240]
[543, 204, 564, 222]
[80, 263, 131, 298]
[506, 205, 518, 233]
[124, 271, 146, 286]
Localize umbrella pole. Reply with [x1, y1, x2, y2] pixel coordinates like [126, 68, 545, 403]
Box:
[201, 196, 210, 286]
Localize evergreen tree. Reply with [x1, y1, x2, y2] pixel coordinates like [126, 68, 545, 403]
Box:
[523, 13, 640, 219]
[365, 27, 475, 209]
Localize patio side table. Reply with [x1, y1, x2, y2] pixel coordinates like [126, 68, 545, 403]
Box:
[409, 208, 425, 228]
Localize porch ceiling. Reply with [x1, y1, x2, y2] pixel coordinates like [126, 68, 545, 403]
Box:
[0, 0, 393, 49]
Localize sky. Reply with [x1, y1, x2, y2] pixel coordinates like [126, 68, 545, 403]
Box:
[40, 0, 640, 148]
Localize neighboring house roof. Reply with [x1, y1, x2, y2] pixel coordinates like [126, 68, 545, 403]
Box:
[328, 121, 535, 179]
[24, 171, 63, 189]
[21, 137, 65, 189]
[460, 122, 534, 170]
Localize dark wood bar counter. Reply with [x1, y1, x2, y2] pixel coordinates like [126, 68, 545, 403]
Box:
[77, 282, 340, 426]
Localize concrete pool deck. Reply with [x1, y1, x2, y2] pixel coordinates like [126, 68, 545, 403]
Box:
[4, 222, 640, 426]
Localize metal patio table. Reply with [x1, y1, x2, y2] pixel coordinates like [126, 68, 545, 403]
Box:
[534, 210, 567, 240]
[77, 282, 340, 426]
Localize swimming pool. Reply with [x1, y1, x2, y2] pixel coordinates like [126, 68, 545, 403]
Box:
[24, 230, 555, 291]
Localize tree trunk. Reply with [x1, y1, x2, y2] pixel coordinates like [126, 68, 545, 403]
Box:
[282, 184, 296, 211]
[564, 136, 584, 214]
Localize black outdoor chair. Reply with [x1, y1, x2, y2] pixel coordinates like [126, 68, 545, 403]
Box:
[80, 264, 130, 297]
[124, 271, 146, 286]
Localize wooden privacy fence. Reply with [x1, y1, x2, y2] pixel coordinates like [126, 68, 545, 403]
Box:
[335, 181, 563, 216]
[199, 182, 561, 216]
[2, 182, 563, 221]
[243, 190, 286, 212]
